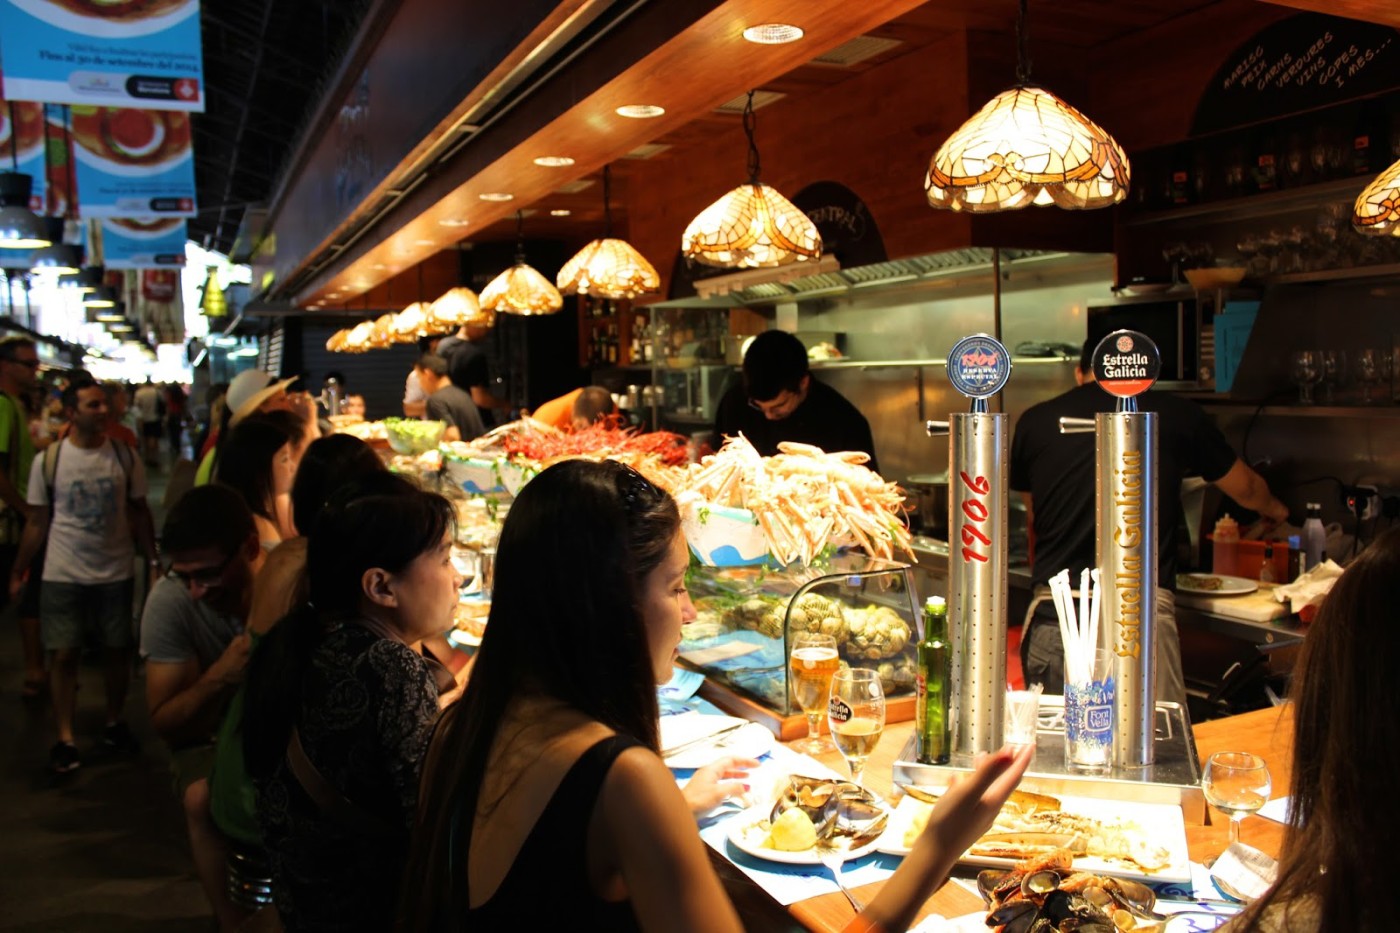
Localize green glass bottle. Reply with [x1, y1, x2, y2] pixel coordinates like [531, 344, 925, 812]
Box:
[916, 595, 951, 764]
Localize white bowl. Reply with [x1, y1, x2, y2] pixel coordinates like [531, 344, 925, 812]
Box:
[680, 499, 769, 567]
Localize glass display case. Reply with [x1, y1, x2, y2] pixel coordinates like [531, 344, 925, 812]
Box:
[678, 553, 921, 716]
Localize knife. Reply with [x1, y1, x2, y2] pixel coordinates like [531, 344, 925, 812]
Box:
[662, 722, 750, 759]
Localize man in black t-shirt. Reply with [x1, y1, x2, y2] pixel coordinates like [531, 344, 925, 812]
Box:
[711, 331, 878, 472]
[436, 323, 509, 422]
[415, 354, 486, 442]
[1010, 340, 1287, 703]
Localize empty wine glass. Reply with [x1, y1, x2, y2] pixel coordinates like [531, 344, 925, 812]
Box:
[1356, 349, 1379, 403]
[1379, 347, 1396, 401]
[1320, 350, 1347, 404]
[1291, 351, 1319, 405]
[1203, 751, 1272, 852]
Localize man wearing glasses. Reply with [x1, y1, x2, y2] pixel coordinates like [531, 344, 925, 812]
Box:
[140, 485, 265, 779]
[711, 330, 879, 472]
[0, 336, 43, 698]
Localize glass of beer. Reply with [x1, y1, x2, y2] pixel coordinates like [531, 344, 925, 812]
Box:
[789, 633, 839, 754]
[828, 667, 885, 787]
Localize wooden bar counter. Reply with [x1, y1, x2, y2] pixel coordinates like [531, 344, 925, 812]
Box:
[775, 705, 1293, 931]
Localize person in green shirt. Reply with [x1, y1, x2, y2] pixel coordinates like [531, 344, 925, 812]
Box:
[0, 336, 42, 696]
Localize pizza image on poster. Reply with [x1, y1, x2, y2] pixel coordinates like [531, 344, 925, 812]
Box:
[66, 105, 196, 216]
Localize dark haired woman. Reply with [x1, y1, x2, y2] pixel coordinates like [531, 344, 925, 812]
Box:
[1222, 527, 1400, 932]
[402, 460, 1030, 931]
[214, 415, 297, 550]
[243, 473, 461, 932]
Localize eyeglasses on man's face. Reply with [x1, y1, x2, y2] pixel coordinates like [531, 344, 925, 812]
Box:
[164, 549, 239, 590]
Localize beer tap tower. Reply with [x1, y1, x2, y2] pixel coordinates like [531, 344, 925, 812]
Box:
[1061, 330, 1161, 769]
[925, 334, 1012, 756]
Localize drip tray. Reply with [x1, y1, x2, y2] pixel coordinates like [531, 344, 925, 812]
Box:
[891, 697, 1205, 823]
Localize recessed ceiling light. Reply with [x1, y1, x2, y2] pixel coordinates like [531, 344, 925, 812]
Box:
[479, 192, 514, 202]
[743, 23, 805, 44]
[414, 239, 435, 246]
[370, 263, 387, 270]
[438, 218, 471, 227]
[549, 209, 572, 217]
[615, 104, 665, 119]
[533, 155, 576, 167]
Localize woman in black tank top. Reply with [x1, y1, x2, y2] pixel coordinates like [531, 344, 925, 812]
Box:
[402, 460, 1032, 932]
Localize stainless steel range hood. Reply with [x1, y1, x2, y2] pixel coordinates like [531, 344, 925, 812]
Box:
[650, 248, 1095, 308]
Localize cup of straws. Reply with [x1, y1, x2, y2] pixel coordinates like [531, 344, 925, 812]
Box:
[1051, 568, 1115, 773]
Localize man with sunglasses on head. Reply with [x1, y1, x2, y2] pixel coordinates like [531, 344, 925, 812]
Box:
[140, 485, 265, 786]
[711, 329, 878, 471]
[10, 375, 156, 775]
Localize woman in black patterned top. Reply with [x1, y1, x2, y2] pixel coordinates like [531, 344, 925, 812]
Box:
[243, 473, 460, 932]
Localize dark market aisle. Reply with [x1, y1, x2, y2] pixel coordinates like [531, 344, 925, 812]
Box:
[0, 451, 210, 931]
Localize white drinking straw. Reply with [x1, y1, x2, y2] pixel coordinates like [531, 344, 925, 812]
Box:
[1087, 568, 1102, 658]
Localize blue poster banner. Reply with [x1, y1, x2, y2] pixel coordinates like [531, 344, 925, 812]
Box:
[0, 0, 203, 112]
[66, 105, 195, 216]
[100, 216, 185, 268]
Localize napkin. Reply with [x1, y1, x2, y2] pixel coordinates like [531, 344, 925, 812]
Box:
[1270, 559, 1344, 614]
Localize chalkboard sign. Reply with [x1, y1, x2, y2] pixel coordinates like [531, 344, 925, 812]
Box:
[791, 181, 887, 269]
[1193, 13, 1400, 135]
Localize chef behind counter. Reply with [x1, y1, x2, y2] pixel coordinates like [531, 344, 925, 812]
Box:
[1009, 340, 1288, 707]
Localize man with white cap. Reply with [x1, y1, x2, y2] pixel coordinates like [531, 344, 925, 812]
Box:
[194, 370, 298, 486]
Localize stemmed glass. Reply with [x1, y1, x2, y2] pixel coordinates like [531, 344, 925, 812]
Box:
[828, 668, 885, 788]
[1203, 751, 1272, 850]
[789, 633, 839, 755]
[1320, 350, 1347, 404]
[1291, 351, 1319, 405]
[1356, 349, 1379, 403]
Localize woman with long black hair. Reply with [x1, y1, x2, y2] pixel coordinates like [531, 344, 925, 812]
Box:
[402, 459, 1031, 932]
[243, 473, 461, 932]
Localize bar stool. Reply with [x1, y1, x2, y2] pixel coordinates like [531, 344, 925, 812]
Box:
[226, 844, 274, 910]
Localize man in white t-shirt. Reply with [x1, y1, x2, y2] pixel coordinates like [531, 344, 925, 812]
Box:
[132, 378, 162, 465]
[10, 377, 157, 775]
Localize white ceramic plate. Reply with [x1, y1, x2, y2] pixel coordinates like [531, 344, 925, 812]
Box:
[663, 722, 775, 770]
[726, 804, 884, 865]
[1176, 574, 1259, 596]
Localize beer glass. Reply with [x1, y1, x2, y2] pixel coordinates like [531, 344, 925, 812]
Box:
[789, 633, 839, 754]
[828, 668, 885, 787]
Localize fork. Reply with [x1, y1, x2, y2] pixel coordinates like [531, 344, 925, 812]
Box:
[814, 839, 864, 913]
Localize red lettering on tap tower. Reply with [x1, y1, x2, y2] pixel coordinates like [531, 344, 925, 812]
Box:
[958, 470, 992, 563]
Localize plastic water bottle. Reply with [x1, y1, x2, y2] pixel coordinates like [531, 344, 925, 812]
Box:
[1301, 503, 1326, 573]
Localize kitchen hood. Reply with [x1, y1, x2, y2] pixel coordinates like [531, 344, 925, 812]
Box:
[653, 248, 1100, 308]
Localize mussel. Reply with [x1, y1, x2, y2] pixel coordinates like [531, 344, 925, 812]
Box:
[976, 860, 1163, 933]
[769, 775, 884, 839]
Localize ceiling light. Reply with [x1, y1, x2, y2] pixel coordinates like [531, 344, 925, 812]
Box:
[550, 209, 572, 217]
[60, 265, 102, 293]
[370, 263, 387, 270]
[1353, 157, 1400, 236]
[342, 321, 376, 353]
[0, 173, 51, 249]
[533, 156, 576, 167]
[481, 210, 564, 315]
[682, 91, 821, 269]
[414, 239, 436, 246]
[924, 0, 1128, 213]
[31, 243, 81, 274]
[478, 192, 514, 202]
[428, 286, 492, 329]
[438, 218, 471, 227]
[369, 313, 400, 348]
[558, 166, 659, 298]
[83, 286, 117, 308]
[742, 23, 805, 44]
[326, 329, 349, 352]
[615, 104, 665, 119]
[393, 301, 432, 339]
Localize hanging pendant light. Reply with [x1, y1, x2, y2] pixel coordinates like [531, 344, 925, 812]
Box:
[924, 0, 1129, 212]
[342, 320, 376, 353]
[1352, 157, 1400, 236]
[326, 328, 350, 353]
[369, 312, 399, 348]
[682, 91, 821, 268]
[393, 300, 431, 339]
[0, 102, 51, 250]
[428, 285, 492, 330]
[557, 166, 658, 299]
[60, 264, 102, 293]
[83, 285, 117, 308]
[482, 211, 564, 315]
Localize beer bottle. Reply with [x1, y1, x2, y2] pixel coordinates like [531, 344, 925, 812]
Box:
[916, 596, 951, 764]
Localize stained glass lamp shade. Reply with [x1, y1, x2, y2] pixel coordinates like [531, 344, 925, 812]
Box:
[556, 237, 659, 299]
[682, 183, 820, 268]
[392, 301, 432, 339]
[428, 286, 493, 329]
[926, 85, 1129, 212]
[1353, 157, 1400, 236]
[480, 263, 564, 315]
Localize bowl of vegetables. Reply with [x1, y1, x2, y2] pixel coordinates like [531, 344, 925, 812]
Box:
[383, 418, 446, 455]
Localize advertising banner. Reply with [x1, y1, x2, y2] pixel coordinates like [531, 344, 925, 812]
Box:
[100, 216, 184, 268]
[0, 0, 204, 111]
[67, 105, 195, 216]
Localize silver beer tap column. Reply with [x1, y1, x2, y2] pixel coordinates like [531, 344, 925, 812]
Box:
[935, 335, 1013, 756]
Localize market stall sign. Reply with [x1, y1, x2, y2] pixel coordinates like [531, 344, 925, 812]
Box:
[0, 0, 204, 111]
[100, 217, 185, 268]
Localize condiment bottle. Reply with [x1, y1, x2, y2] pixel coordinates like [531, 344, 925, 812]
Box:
[915, 596, 950, 765]
[1212, 514, 1240, 577]
[1302, 503, 1326, 572]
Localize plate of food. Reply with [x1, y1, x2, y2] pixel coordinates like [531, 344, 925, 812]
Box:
[1176, 573, 1259, 596]
[726, 776, 889, 865]
[878, 788, 1190, 885]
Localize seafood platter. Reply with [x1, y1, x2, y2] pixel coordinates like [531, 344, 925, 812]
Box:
[973, 851, 1236, 932]
[892, 695, 1207, 823]
[678, 552, 921, 725]
[877, 786, 1191, 887]
[726, 775, 891, 865]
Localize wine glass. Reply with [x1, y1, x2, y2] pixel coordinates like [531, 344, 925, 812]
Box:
[828, 668, 885, 787]
[1203, 751, 1272, 850]
[789, 633, 839, 755]
[1291, 351, 1319, 405]
[1355, 349, 1379, 403]
[1321, 350, 1347, 404]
